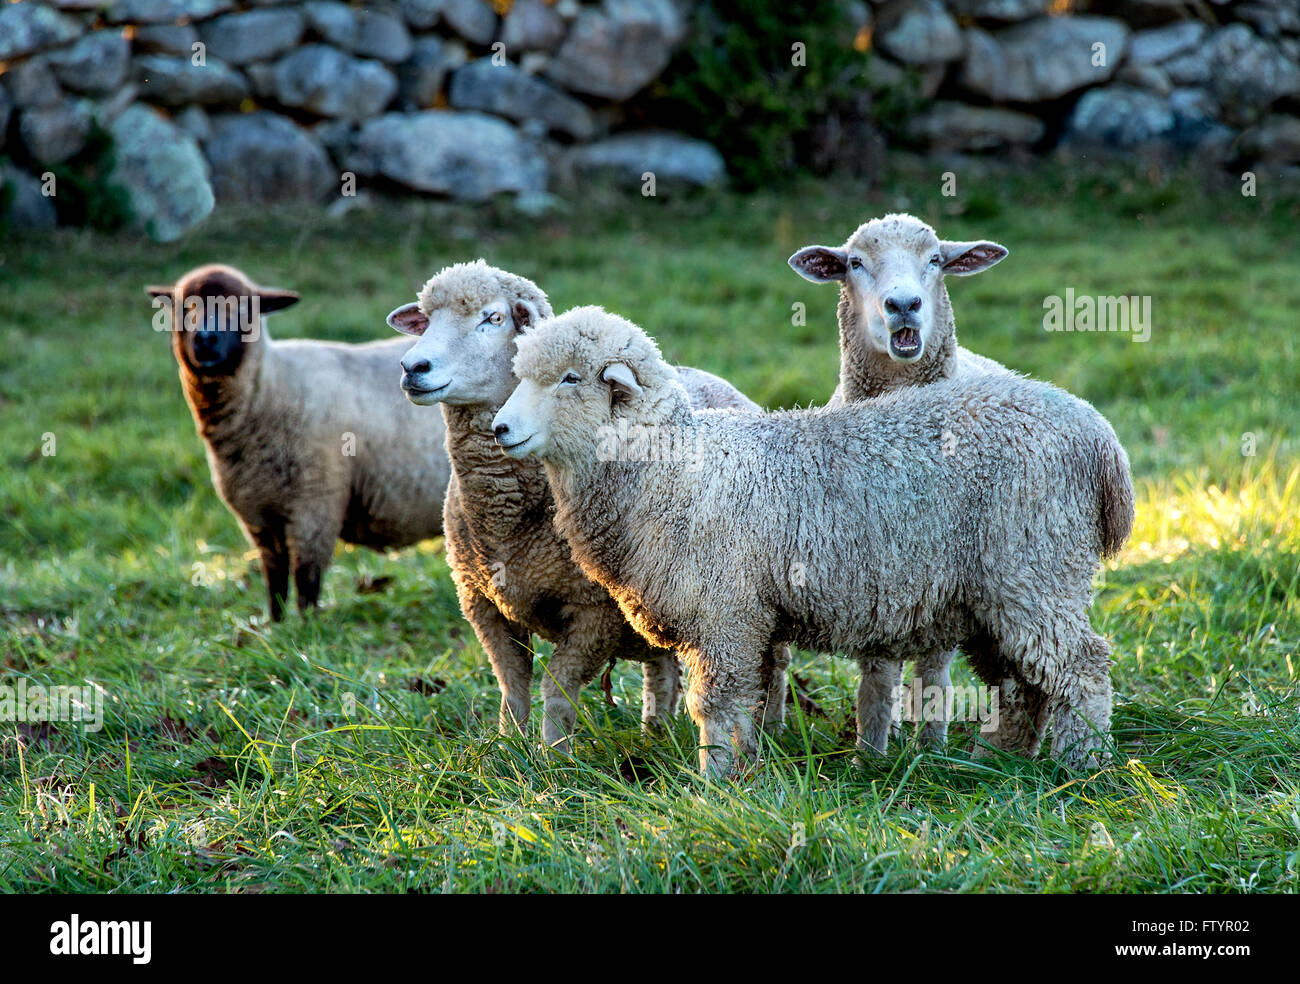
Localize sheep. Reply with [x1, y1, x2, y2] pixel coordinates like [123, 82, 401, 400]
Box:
[386, 260, 787, 751]
[492, 306, 1135, 776]
[789, 213, 1011, 749]
[147, 264, 450, 621]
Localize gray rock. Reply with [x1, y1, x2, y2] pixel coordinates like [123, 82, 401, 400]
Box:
[910, 102, 1045, 151]
[1161, 49, 1211, 87]
[1065, 84, 1175, 148]
[198, 8, 305, 65]
[175, 105, 211, 142]
[1116, 63, 1172, 97]
[449, 59, 595, 139]
[272, 45, 398, 119]
[304, 2, 413, 63]
[205, 111, 335, 203]
[545, 0, 684, 100]
[877, 0, 964, 65]
[1237, 115, 1300, 163]
[441, 0, 498, 46]
[3, 57, 63, 109]
[19, 98, 92, 162]
[565, 131, 725, 189]
[1206, 24, 1300, 127]
[90, 81, 137, 128]
[0, 2, 83, 60]
[502, 0, 568, 53]
[962, 16, 1130, 102]
[397, 36, 467, 108]
[1, 164, 58, 229]
[107, 103, 214, 242]
[1126, 21, 1206, 67]
[946, 0, 1049, 21]
[134, 54, 250, 107]
[132, 23, 200, 57]
[398, 0, 446, 30]
[347, 110, 547, 199]
[1237, 2, 1300, 38]
[105, 0, 235, 24]
[313, 118, 356, 159]
[45, 31, 131, 95]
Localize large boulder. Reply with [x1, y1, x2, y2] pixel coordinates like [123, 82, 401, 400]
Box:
[1, 164, 58, 229]
[502, 0, 568, 53]
[398, 0, 446, 31]
[564, 132, 725, 190]
[107, 103, 214, 242]
[105, 0, 234, 24]
[449, 59, 595, 140]
[303, 2, 412, 63]
[45, 31, 131, 95]
[134, 54, 250, 107]
[946, 0, 1050, 21]
[18, 98, 92, 163]
[1064, 84, 1175, 149]
[1126, 21, 1207, 67]
[198, 8, 306, 65]
[962, 16, 1130, 102]
[132, 23, 200, 57]
[441, 0, 498, 46]
[0, 2, 83, 61]
[347, 110, 547, 200]
[545, 0, 685, 100]
[204, 112, 335, 203]
[3, 57, 63, 109]
[910, 102, 1045, 151]
[877, 0, 964, 65]
[397, 36, 467, 109]
[1206, 24, 1300, 127]
[272, 45, 398, 119]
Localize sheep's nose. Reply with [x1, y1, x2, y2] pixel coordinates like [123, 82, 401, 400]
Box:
[884, 294, 922, 315]
[493, 422, 510, 439]
[403, 357, 431, 375]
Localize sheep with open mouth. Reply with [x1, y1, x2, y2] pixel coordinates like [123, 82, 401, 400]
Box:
[493, 305, 1133, 777]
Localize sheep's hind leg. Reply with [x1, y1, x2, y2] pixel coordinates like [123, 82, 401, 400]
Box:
[758, 643, 792, 734]
[856, 658, 903, 755]
[461, 588, 533, 736]
[640, 648, 681, 731]
[540, 610, 620, 754]
[914, 648, 956, 747]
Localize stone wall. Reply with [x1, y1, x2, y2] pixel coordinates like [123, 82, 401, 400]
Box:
[2, 1, 1297, 240]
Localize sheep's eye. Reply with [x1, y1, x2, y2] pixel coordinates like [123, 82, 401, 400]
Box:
[487, 311, 505, 325]
[849, 257, 863, 270]
[930, 254, 942, 266]
[560, 372, 581, 385]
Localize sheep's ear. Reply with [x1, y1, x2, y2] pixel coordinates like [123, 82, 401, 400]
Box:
[145, 284, 173, 299]
[387, 302, 429, 336]
[788, 246, 848, 283]
[939, 241, 1008, 276]
[511, 298, 540, 332]
[601, 363, 642, 399]
[257, 287, 300, 313]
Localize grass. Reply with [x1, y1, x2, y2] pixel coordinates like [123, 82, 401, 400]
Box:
[1, 162, 1298, 893]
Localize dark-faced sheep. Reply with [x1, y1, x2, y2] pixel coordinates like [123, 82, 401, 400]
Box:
[148, 264, 450, 620]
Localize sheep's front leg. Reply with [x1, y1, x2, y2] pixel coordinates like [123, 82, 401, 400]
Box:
[287, 511, 340, 614]
[461, 587, 534, 735]
[683, 642, 764, 778]
[911, 648, 956, 747]
[249, 522, 290, 622]
[539, 608, 623, 753]
[856, 658, 903, 755]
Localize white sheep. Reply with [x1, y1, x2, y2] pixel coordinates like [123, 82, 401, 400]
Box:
[147, 264, 450, 620]
[492, 306, 1134, 776]
[789, 213, 1014, 749]
[386, 260, 785, 752]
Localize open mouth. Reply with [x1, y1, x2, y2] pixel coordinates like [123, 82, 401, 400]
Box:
[889, 326, 922, 360]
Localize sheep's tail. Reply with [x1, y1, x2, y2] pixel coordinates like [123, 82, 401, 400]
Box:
[1096, 436, 1135, 559]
